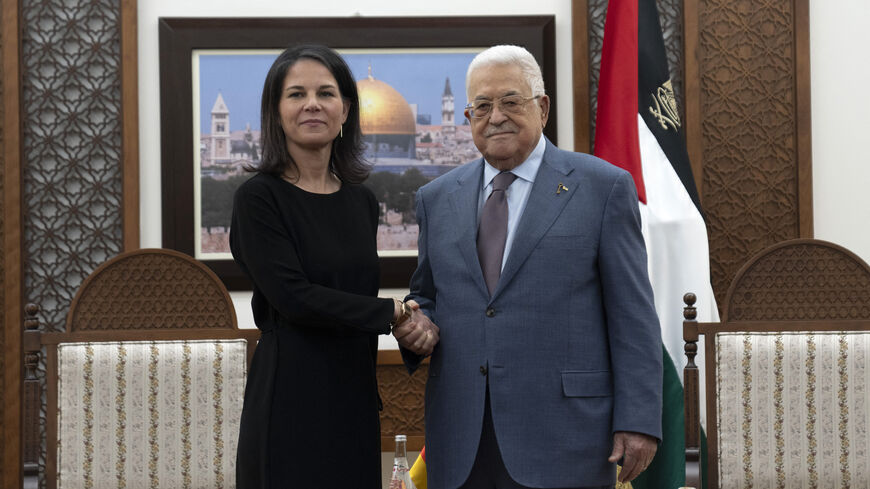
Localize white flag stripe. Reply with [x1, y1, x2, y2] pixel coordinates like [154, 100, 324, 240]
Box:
[637, 114, 718, 424]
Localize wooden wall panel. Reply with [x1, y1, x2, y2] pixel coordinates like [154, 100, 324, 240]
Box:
[0, 7, 6, 483]
[571, 0, 590, 153]
[576, 0, 812, 308]
[1, 0, 23, 485]
[378, 351, 428, 452]
[585, 0, 607, 148]
[696, 0, 811, 306]
[20, 0, 126, 331]
[121, 0, 139, 251]
[5, 1, 138, 486]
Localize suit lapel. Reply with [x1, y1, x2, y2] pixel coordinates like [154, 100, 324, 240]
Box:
[448, 160, 489, 295]
[493, 143, 580, 298]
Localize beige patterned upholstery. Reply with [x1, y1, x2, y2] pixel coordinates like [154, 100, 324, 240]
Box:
[56, 340, 247, 489]
[22, 249, 260, 489]
[715, 332, 870, 488]
[683, 239, 870, 489]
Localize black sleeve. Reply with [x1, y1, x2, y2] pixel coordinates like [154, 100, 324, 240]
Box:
[230, 181, 393, 334]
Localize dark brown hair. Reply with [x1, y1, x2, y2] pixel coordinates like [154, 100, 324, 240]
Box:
[255, 44, 370, 183]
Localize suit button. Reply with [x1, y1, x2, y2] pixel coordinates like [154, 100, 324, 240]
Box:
[480, 365, 488, 376]
[486, 307, 495, 317]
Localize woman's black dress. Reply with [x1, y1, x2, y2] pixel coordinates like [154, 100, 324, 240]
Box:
[230, 173, 394, 489]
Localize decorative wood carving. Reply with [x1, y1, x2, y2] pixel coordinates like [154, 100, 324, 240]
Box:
[19, 0, 126, 331]
[698, 0, 807, 307]
[5, 2, 137, 485]
[377, 351, 428, 452]
[67, 249, 237, 332]
[378, 364, 428, 451]
[656, 0, 686, 126]
[586, 0, 606, 146]
[724, 239, 870, 322]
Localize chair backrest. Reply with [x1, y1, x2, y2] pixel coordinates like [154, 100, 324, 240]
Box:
[721, 238, 870, 322]
[683, 239, 870, 489]
[23, 249, 260, 489]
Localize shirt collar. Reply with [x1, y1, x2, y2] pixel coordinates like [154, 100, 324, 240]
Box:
[482, 134, 546, 189]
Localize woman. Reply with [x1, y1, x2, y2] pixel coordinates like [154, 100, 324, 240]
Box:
[230, 45, 416, 488]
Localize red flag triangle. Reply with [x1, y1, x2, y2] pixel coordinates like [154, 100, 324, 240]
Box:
[594, 0, 645, 203]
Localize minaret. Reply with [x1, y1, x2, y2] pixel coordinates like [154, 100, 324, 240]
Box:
[441, 77, 455, 136]
[210, 92, 231, 160]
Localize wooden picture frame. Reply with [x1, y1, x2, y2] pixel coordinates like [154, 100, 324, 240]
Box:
[159, 16, 556, 290]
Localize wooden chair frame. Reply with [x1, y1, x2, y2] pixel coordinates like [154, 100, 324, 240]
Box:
[22, 249, 260, 489]
[682, 238, 870, 489]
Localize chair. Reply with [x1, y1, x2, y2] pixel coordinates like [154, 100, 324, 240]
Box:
[682, 238, 870, 489]
[23, 248, 260, 489]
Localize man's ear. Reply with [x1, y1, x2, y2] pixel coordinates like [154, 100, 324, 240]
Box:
[538, 95, 551, 127]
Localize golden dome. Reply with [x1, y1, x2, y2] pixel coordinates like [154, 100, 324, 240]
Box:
[356, 74, 416, 135]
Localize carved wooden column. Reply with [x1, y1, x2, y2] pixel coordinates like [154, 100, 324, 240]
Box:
[4, 1, 138, 486]
[22, 304, 40, 489]
[1, 0, 24, 485]
[682, 293, 700, 489]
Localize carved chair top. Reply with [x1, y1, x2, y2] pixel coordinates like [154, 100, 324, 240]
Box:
[66, 248, 237, 332]
[722, 238, 870, 322]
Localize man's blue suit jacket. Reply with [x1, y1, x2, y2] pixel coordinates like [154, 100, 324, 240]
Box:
[402, 138, 663, 489]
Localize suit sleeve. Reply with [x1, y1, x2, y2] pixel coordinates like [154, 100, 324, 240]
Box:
[230, 181, 393, 334]
[400, 187, 437, 373]
[598, 171, 663, 440]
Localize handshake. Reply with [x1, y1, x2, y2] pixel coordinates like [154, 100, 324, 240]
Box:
[391, 299, 440, 356]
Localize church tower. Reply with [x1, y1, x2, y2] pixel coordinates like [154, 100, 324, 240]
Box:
[441, 77, 455, 136]
[210, 92, 231, 160]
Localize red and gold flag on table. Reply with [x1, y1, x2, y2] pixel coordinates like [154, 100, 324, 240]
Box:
[409, 446, 426, 489]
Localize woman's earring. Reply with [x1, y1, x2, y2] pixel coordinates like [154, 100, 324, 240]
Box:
[340, 125, 343, 139]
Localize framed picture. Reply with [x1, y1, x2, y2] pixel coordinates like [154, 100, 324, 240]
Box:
[159, 16, 556, 290]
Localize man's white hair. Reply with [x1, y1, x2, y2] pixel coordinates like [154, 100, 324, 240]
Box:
[465, 45, 546, 98]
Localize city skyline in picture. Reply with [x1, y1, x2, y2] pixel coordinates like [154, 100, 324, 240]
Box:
[197, 49, 478, 135]
[194, 48, 483, 258]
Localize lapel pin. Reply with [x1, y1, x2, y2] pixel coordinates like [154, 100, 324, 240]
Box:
[556, 183, 569, 195]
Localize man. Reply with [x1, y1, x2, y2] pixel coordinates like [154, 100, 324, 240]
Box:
[393, 45, 662, 489]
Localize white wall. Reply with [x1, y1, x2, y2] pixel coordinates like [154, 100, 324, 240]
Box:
[139, 1, 870, 333]
[810, 1, 870, 264]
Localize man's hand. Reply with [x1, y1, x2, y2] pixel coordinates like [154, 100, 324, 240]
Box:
[608, 431, 658, 483]
[392, 300, 440, 356]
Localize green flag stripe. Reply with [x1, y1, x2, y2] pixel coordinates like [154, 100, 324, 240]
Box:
[630, 344, 685, 488]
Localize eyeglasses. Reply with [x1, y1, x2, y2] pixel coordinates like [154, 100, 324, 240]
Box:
[465, 95, 541, 119]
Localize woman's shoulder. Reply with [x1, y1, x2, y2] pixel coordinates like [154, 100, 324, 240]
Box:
[343, 182, 377, 202]
[236, 172, 280, 196]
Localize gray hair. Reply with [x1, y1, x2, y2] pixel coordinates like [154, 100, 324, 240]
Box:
[465, 45, 546, 98]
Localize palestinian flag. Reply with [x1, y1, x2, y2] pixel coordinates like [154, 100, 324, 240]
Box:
[594, 1, 719, 488]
